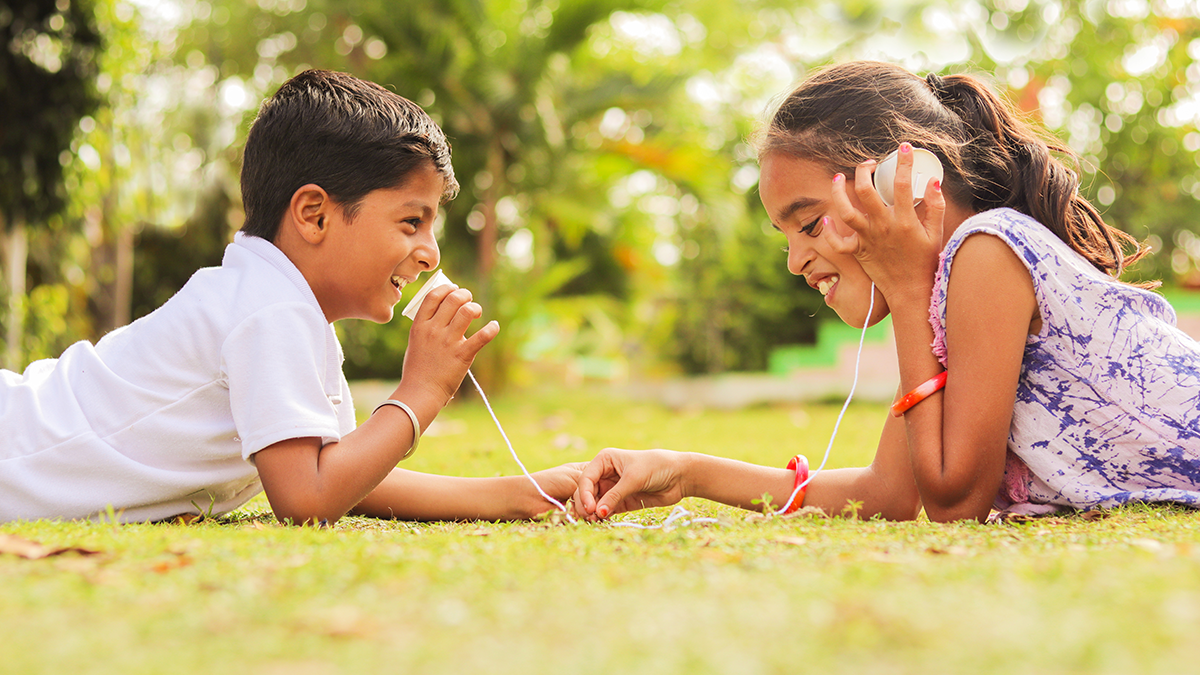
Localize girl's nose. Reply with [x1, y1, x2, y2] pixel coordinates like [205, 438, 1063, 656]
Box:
[786, 241, 814, 276]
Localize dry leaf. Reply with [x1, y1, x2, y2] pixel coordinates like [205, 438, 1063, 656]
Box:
[772, 536, 810, 547]
[926, 545, 969, 556]
[150, 554, 194, 573]
[780, 506, 827, 519]
[0, 533, 101, 560]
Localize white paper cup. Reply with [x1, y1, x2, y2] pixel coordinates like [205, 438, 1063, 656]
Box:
[401, 269, 455, 320]
[873, 147, 944, 207]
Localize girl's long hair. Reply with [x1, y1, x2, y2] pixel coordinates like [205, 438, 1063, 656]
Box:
[756, 61, 1150, 281]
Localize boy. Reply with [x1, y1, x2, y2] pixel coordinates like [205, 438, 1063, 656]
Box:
[0, 69, 580, 524]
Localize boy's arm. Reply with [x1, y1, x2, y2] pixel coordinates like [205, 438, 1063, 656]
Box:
[348, 465, 581, 521]
[255, 284, 503, 525]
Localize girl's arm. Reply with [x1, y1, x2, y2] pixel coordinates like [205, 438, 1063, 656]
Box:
[832, 157, 1036, 522]
[888, 232, 1034, 521]
[575, 409, 922, 521]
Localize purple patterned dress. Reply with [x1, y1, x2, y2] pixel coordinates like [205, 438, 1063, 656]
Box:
[929, 208, 1200, 513]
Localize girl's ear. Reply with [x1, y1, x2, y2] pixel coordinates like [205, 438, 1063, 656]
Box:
[287, 184, 332, 245]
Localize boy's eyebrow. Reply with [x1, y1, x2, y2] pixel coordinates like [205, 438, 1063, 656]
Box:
[402, 201, 435, 219]
[776, 197, 822, 223]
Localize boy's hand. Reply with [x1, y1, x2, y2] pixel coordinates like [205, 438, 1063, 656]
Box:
[573, 448, 688, 521]
[522, 462, 586, 519]
[400, 283, 499, 405]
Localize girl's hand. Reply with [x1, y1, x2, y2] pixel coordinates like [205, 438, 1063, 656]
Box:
[827, 143, 947, 303]
[399, 284, 499, 406]
[573, 448, 688, 521]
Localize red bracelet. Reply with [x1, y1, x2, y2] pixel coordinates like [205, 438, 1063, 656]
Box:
[783, 454, 810, 513]
[890, 371, 947, 417]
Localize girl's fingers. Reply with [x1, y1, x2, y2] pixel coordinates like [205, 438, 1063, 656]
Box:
[890, 144, 915, 208]
[852, 160, 889, 217]
[577, 451, 616, 515]
[922, 179, 947, 240]
[828, 174, 866, 256]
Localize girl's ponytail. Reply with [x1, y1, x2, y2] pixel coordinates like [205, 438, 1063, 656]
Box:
[759, 62, 1151, 283]
[932, 73, 1150, 280]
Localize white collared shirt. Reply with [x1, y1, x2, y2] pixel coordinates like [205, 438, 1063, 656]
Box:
[0, 233, 356, 523]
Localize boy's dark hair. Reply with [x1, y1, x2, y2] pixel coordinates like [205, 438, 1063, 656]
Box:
[240, 69, 459, 240]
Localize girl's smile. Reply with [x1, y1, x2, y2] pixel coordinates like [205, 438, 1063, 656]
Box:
[758, 152, 889, 328]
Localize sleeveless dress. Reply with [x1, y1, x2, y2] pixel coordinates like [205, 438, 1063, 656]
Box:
[929, 208, 1200, 513]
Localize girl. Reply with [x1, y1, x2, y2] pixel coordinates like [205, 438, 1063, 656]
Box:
[574, 61, 1200, 523]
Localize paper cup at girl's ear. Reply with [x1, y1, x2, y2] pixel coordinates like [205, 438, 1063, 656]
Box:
[873, 148, 944, 207]
[402, 269, 455, 320]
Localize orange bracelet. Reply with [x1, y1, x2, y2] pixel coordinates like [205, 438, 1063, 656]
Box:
[890, 371, 947, 417]
[783, 454, 810, 513]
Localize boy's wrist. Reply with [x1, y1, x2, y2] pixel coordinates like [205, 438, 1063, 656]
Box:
[387, 380, 447, 433]
[678, 452, 702, 500]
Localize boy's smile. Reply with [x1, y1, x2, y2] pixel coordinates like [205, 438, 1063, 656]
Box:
[301, 161, 445, 323]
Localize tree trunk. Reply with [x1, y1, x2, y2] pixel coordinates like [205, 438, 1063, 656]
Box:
[3, 217, 28, 371]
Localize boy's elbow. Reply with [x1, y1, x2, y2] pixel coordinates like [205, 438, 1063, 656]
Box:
[269, 496, 346, 527]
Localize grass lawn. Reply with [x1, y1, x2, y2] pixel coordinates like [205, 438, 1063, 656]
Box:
[3, 384, 1200, 674]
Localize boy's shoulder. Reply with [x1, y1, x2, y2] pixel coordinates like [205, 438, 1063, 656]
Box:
[195, 234, 321, 314]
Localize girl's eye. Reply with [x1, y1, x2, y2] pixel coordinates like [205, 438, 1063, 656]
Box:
[799, 217, 821, 236]
[781, 246, 790, 254]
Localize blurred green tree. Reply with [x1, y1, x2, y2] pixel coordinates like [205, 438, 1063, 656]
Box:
[0, 0, 100, 369]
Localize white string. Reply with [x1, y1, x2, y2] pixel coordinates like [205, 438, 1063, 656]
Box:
[466, 369, 576, 523]
[610, 505, 719, 529]
[773, 283, 877, 515]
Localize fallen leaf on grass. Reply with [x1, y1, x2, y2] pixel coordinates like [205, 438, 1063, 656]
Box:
[771, 536, 810, 547]
[150, 553, 194, 573]
[781, 506, 828, 519]
[1130, 538, 1165, 553]
[0, 533, 100, 560]
[926, 545, 970, 556]
[1078, 509, 1108, 521]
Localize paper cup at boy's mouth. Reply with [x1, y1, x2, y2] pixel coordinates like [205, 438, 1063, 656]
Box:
[401, 269, 455, 320]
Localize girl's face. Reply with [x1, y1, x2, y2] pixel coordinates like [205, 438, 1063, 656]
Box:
[758, 152, 890, 328]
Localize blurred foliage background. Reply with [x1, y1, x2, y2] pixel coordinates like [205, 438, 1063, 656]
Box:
[4, 0, 1200, 390]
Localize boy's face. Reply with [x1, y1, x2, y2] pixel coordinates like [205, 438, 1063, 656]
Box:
[315, 162, 444, 323]
[758, 152, 890, 329]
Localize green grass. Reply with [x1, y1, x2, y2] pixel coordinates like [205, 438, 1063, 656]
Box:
[3, 385, 1200, 674]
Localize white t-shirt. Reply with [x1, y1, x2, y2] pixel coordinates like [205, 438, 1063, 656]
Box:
[0, 233, 357, 523]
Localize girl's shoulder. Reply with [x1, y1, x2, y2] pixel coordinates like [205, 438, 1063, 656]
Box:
[945, 208, 1062, 260]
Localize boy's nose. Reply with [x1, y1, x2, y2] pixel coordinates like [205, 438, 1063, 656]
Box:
[414, 231, 440, 270]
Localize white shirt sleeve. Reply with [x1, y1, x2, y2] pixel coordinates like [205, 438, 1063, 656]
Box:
[221, 302, 344, 461]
